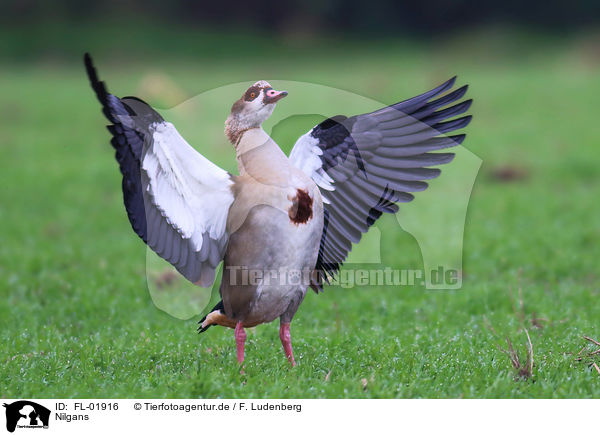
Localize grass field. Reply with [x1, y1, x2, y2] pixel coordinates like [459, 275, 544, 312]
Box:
[1, 25, 599, 398]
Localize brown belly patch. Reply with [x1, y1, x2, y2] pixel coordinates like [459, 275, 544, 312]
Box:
[288, 188, 313, 225]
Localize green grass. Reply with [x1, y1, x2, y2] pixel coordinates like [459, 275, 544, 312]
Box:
[1, 27, 600, 398]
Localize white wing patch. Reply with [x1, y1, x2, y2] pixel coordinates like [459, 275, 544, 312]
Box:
[143, 121, 234, 253]
[289, 132, 334, 203]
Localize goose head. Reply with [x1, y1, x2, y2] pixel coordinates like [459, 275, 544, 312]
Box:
[225, 80, 288, 144]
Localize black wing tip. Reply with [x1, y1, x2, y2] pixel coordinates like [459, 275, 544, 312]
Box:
[387, 75, 463, 115]
[443, 84, 469, 102]
[426, 168, 442, 179]
[436, 114, 472, 133]
[84, 52, 111, 106]
[446, 98, 473, 114]
[197, 325, 210, 333]
[446, 75, 458, 88]
[83, 52, 97, 86]
[84, 54, 152, 110]
[440, 98, 473, 122]
[458, 114, 473, 128]
[438, 152, 456, 165]
[450, 133, 467, 145]
[449, 84, 469, 103]
[436, 78, 471, 103]
[435, 76, 457, 95]
[197, 314, 210, 333]
[83, 52, 93, 70]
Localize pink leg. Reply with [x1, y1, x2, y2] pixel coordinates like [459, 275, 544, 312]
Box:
[234, 321, 246, 365]
[279, 322, 296, 367]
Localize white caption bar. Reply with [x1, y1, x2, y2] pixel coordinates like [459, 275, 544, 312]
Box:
[1, 399, 596, 434]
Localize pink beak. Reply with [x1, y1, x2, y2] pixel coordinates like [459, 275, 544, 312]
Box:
[264, 88, 288, 104]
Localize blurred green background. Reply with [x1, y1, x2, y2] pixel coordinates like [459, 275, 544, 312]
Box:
[1, 1, 599, 398]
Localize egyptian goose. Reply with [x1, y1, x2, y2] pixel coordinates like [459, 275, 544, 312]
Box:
[84, 53, 472, 366]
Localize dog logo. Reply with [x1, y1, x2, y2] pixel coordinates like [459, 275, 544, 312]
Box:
[3, 401, 50, 432]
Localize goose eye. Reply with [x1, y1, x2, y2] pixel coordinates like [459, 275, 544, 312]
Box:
[250, 92, 256, 98]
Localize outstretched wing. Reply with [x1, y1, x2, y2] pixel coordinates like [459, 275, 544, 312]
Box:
[85, 53, 234, 287]
[289, 77, 472, 291]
